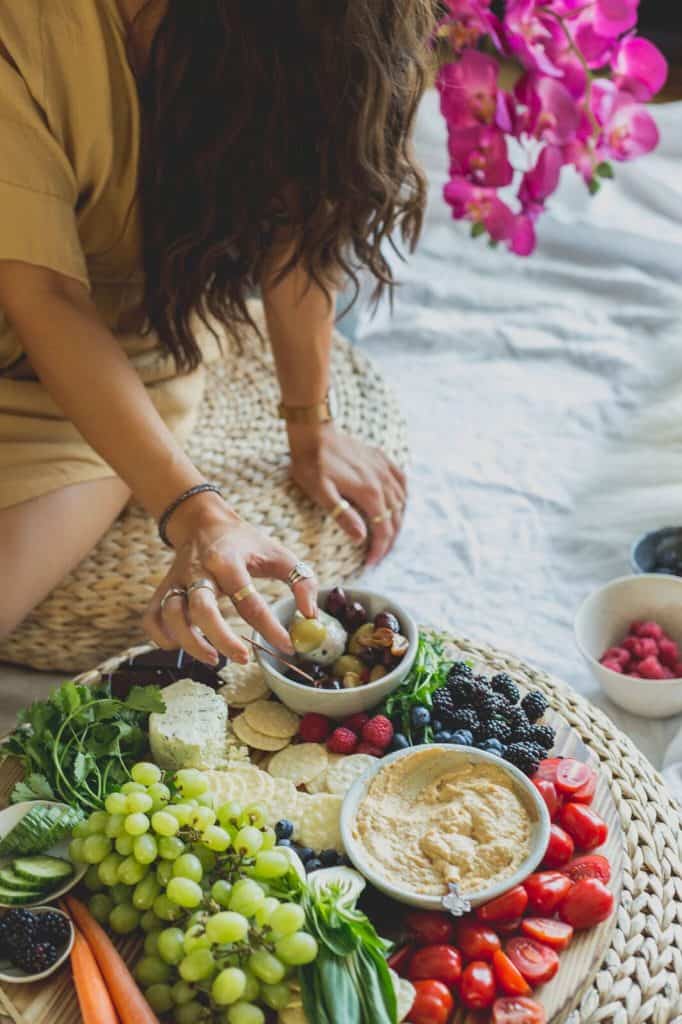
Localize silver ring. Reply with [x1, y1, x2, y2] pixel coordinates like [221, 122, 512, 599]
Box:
[186, 578, 219, 599]
[330, 499, 350, 521]
[287, 560, 315, 588]
[160, 586, 186, 611]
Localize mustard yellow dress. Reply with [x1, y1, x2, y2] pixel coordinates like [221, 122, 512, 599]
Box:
[0, 0, 210, 509]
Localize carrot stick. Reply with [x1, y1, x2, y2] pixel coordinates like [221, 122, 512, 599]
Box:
[71, 926, 121, 1024]
[65, 896, 160, 1024]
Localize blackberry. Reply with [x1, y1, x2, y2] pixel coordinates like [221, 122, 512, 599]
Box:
[521, 690, 549, 723]
[510, 721, 533, 743]
[469, 679, 493, 708]
[478, 693, 508, 720]
[532, 724, 556, 750]
[490, 673, 521, 705]
[35, 912, 70, 950]
[0, 910, 38, 953]
[431, 687, 457, 725]
[14, 942, 59, 975]
[447, 661, 474, 683]
[526, 741, 547, 763]
[482, 716, 512, 743]
[504, 741, 542, 776]
[507, 705, 530, 731]
[448, 676, 477, 707]
[450, 707, 480, 735]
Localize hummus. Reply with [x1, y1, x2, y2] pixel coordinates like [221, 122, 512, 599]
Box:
[353, 749, 533, 896]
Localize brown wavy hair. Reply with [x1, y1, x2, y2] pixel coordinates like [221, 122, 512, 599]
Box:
[133, 1, 437, 370]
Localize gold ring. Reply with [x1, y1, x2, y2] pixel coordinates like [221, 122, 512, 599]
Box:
[232, 582, 258, 604]
[370, 511, 393, 525]
[330, 499, 350, 521]
[186, 578, 219, 599]
[160, 586, 186, 611]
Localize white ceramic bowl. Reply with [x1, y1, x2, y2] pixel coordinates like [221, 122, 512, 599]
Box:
[340, 744, 550, 910]
[0, 801, 87, 909]
[574, 573, 682, 718]
[253, 587, 418, 717]
[0, 906, 74, 983]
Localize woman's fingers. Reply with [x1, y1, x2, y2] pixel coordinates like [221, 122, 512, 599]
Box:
[186, 585, 250, 664]
[207, 554, 298, 652]
[254, 544, 319, 622]
[320, 480, 367, 544]
[158, 590, 220, 664]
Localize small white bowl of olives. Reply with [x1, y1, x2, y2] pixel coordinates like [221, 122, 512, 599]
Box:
[253, 586, 418, 717]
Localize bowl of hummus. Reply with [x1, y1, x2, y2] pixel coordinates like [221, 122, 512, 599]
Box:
[341, 744, 551, 909]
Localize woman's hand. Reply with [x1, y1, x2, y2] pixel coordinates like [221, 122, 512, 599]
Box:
[288, 422, 407, 566]
[144, 494, 318, 666]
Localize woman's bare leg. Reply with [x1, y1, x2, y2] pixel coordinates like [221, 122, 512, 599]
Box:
[0, 477, 130, 640]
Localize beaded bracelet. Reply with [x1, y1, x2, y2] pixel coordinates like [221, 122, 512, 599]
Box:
[158, 483, 223, 548]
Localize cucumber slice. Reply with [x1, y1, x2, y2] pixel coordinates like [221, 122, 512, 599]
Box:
[0, 804, 84, 857]
[0, 884, 46, 906]
[13, 856, 73, 884]
[0, 868, 49, 892]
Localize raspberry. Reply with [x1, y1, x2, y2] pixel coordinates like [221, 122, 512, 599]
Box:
[657, 638, 679, 668]
[632, 620, 665, 641]
[361, 715, 394, 750]
[299, 713, 332, 743]
[601, 647, 630, 666]
[673, 662, 682, 678]
[662, 667, 676, 679]
[637, 655, 666, 680]
[601, 659, 624, 673]
[356, 742, 384, 756]
[622, 636, 657, 659]
[342, 712, 370, 735]
[327, 727, 358, 754]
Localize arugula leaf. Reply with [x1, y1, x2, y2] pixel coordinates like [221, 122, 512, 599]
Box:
[126, 686, 166, 714]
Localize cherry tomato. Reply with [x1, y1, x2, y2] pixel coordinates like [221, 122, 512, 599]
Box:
[388, 944, 414, 975]
[505, 937, 560, 985]
[408, 944, 462, 987]
[558, 802, 608, 850]
[555, 759, 592, 794]
[477, 885, 529, 924]
[562, 854, 611, 885]
[492, 995, 547, 1024]
[533, 758, 563, 783]
[559, 878, 614, 929]
[523, 872, 573, 914]
[532, 778, 561, 819]
[572, 768, 597, 804]
[542, 824, 575, 868]
[494, 917, 524, 936]
[456, 920, 501, 961]
[408, 979, 453, 1024]
[404, 910, 455, 946]
[458, 960, 496, 1010]
[492, 949, 532, 996]
[521, 918, 573, 951]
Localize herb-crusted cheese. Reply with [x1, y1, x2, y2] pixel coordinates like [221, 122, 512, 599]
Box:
[149, 679, 228, 770]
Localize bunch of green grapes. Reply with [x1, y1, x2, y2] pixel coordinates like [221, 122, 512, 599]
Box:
[69, 763, 318, 1024]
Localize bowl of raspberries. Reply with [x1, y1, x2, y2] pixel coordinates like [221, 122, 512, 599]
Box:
[574, 573, 682, 717]
[0, 906, 74, 983]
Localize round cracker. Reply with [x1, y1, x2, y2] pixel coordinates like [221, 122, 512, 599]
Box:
[297, 792, 343, 851]
[218, 661, 270, 705]
[205, 765, 275, 808]
[244, 699, 300, 739]
[268, 743, 328, 786]
[232, 713, 291, 751]
[326, 753, 377, 796]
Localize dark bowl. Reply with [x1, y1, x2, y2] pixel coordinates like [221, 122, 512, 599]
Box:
[631, 527, 682, 576]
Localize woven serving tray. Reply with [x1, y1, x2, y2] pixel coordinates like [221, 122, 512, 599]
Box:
[0, 633, 680, 1024]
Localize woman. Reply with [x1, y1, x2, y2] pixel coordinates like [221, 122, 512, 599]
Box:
[0, 0, 434, 666]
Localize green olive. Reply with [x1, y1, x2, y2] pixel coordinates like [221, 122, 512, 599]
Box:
[289, 615, 327, 654]
[369, 665, 388, 682]
[348, 622, 375, 655]
[332, 654, 364, 678]
[342, 672, 363, 689]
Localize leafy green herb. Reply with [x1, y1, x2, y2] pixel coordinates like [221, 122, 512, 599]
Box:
[383, 631, 460, 743]
[0, 680, 165, 811]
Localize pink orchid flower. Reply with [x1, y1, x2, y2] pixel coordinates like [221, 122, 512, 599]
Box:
[574, 13, 617, 69]
[440, 0, 498, 52]
[444, 177, 515, 237]
[503, 0, 565, 77]
[448, 124, 515, 187]
[519, 145, 564, 212]
[509, 214, 536, 255]
[613, 36, 668, 101]
[438, 49, 501, 127]
[594, 0, 639, 38]
[591, 80, 659, 160]
[520, 75, 581, 144]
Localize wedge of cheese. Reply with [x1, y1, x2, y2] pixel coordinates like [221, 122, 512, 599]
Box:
[149, 679, 228, 770]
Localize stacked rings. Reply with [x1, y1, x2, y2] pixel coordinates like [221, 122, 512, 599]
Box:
[160, 586, 186, 611]
[287, 561, 315, 588]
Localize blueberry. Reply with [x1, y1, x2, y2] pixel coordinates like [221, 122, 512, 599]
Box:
[433, 731, 453, 743]
[451, 729, 474, 746]
[275, 819, 294, 841]
[390, 733, 410, 752]
[411, 706, 431, 729]
[431, 718, 443, 734]
[276, 838, 293, 848]
[319, 849, 339, 867]
[305, 858, 323, 873]
[292, 845, 314, 863]
[479, 738, 505, 755]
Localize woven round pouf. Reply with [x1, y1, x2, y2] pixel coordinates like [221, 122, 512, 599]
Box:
[56, 634, 682, 1024]
[0, 308, 407, 673]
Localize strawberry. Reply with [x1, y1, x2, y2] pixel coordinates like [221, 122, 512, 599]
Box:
[361, 715, 394, 750]
[342, 712, 371, 735]
[356, 742, 384, 756]
[327, 727, 359, 755]
[299, 713, 332, 743]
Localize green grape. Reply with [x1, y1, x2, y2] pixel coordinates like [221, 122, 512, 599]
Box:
[127, 791, 154, 814]
[148, 782, 172, 810]
[167, 877, 203, 909]
[240, 972, 260, 1002]
[217, 801, 243, 829]
[253, 897, 279, 928]
[205, 911, 248, 944]
[133, 874, 161, 911]
[109, 903, 140, 935]
[201, 825, 231, 852]
[105, 813, 125, 839]
[140, 909, 162, 933]
[233, 827, 263, 857]
[97, 852, 123, 887]
[145, 983, 174, 1014]
[132, 761, 162, 786]
[187, 910, 208, 929]
[134, 833, 158, 865]
[191, 844, 216, 873]
[174, 769, 209, 799]
[229, 879, 265, 918]
[84, 864, 105, 891]
[156, 860, 174, 887]
[174, 1002, 204, 1024]
[68, 837, 85, 863]
[178, 947, 215, 983]
[212, 967, 247, 1006]
[111, 882, 132, 904]
[172, 853, 203, 883]
[195, 791, 215, 809]
[211, 879, 233, 908]
[226, 1002, 265, 1024]
[118, 855, 148, 886]
[82, 833, 112, 864]
[89, 892, 114, 923]
[253, 851, 288, 880]
[248, 950, 285, 985]
[105, 792, 129, 815]
[239, 804, 266, 829]
[157, 926, 185, 965]
[268, 902, 305, 939]
[151, 810, 179, 837]
[189, 806, 216, 831]
[135, 955, 172, 987]
[183, 925, 211, 955]
[275, 932, 319, 966]
[115, 834, 134, 857]
[124, 812, 150, 836]
[260, 827, 276, 851]
[144, 929, 161, 956]
[121, 780, 147, 794]
[88, 810, 109, 833]
[153, 893, 183, 922]
[171, 980, 196, 1006]
[72, 820, 90, 840]
[260, 981, 293, 1011]
[159, 835, 186, 861]
[167, 803, 194, 827]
